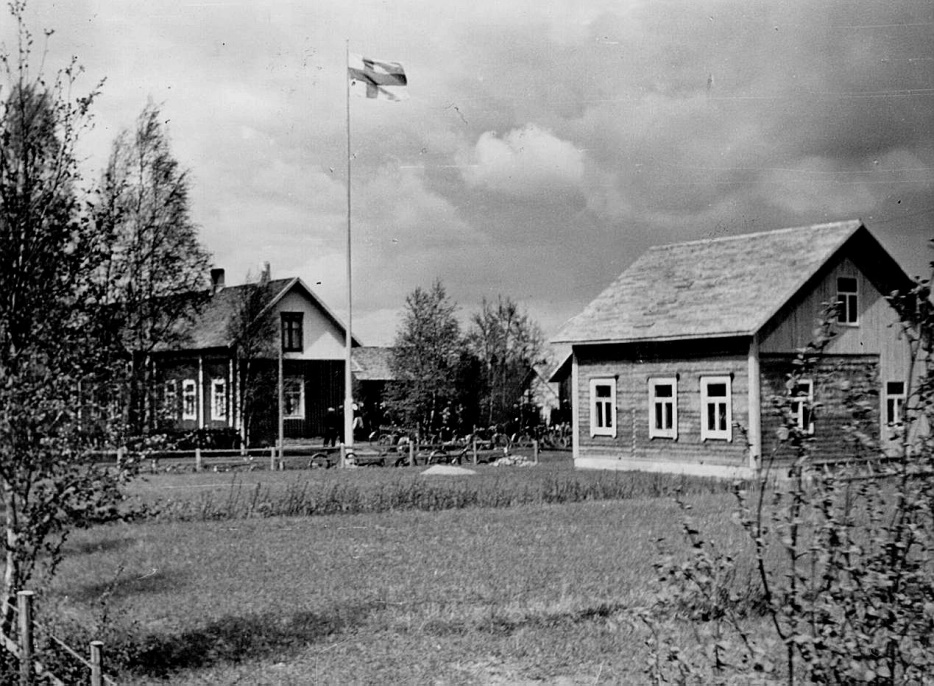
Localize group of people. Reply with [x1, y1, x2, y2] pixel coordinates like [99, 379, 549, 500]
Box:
[322, 404, 367, 447]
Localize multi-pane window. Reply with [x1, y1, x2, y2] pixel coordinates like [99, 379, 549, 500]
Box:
[837, 277, 859, 325]
[700, 376, 732, 441]
[885, 381, 906, 425]
[182, 379, 197, 421]
[163, 380, 178, 420]
[648, 377, 677, 439]
[281, 312, 304, 352]
[589, 378, 617, 437]
[211, 378, 227, 421]
[283, 376, 304, 419]
[791, 379, 814, 434]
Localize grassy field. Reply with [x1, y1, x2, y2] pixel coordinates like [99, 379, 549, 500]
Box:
[37, 462, 761, 684]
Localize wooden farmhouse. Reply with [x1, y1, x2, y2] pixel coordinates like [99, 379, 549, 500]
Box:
[150, 267, 375, 447]
[552, 220, 916, 478]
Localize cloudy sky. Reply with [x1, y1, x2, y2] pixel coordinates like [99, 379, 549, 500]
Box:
[7, 0, 934, 346]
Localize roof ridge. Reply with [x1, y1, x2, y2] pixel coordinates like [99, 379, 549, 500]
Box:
[645, 219, 862, 253]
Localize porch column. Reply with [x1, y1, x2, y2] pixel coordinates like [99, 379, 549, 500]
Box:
[197, 355, 205, 431]
[747, 335, 761, 471]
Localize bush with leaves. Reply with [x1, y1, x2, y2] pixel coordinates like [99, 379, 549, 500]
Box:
[642, 288, 934, 684]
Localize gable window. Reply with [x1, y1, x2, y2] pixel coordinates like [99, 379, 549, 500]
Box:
[791, 379, 814, 434]
[885, 381, 906, 425]
[182, 379, 197, 421]
[163, 380, 178, 421]
[211, 378, 227, 421]
[648, 377, 677, 439]
[281, 312, 304, 352]
[589, 378, 617, 437]
[837, 277, 859, 325]
[284, 376, 305, 419]
[700, 376, 732, 441]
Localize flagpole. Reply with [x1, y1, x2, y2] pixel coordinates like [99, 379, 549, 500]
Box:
[343, 39, 354, 455]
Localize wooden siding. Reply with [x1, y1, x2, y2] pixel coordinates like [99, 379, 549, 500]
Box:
[759, 254, 912, 383]
[575, 340, 750, 468]
[759, 252, 914, 453]
[760, 354, 879, 464]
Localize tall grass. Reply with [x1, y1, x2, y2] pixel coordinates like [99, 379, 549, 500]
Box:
[133, 467, 737, 522]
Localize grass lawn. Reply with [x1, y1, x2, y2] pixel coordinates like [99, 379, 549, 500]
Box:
[47, 486, 759, 684]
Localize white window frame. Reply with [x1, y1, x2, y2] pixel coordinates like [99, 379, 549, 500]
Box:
[589, 377, 617, 438]
[836, 276, 859, 326]
[163, 380, 178, 420]
[211, 378, 227, 421]
[648, 377, 678, 439]
[791, 379, 815, 435]
[885, 381, 906, 426]
[182, 379, 197, 421]
[700, 375, 732, 441]
[283, 376, 305, 420]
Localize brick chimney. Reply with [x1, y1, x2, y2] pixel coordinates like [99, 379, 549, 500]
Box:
[210, 268, 225, 294]
[260, 261, 271, 285]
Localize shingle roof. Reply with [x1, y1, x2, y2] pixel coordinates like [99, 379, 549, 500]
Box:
[157, 277, 359, 351]
[553, 220, 870, 344]
[352, 346, 396, 381]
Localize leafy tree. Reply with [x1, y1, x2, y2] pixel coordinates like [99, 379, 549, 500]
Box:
[467, 295, 545, 428]
[95, 100, 211, 433]
[388, 281, 463, 436]
[225, 271, 278, 448]
[0, 3, 130, 617]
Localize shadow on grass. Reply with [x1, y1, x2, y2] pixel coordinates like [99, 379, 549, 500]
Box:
[124, 601, 380, 679]
[66, 536, 135, 556]
[72, 568, 188, 602]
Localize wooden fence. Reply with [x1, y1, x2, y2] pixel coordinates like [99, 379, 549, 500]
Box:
[1, 591, 116, 685]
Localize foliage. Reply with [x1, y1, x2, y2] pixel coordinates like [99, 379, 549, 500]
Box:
[643, 292, 934, 684]
[224, 272, 278, 447]
[0, 2, 137, 621]
[95, 99, 211, 433]
[467, 295, 546, 428]
[387, 280, 466, 435]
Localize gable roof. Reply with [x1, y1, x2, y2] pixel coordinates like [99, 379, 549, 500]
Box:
[352, 346, 396, 381]
[553, 220, 909, 345]
[159, 277, 361, 351]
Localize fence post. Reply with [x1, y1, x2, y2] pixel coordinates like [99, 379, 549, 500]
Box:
[90, 641, 103, 686]
[409, 440, 415, 467]
[339, 444, 346, 469]
[195, 446, 202, 472]
[269, 446, 276, 471]
[17, 590, 33, 686]
[472, 435, 478, 465]
[533, 439, 539, 464]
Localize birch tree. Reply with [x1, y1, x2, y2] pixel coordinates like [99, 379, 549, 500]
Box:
[467, 296, 545, 427]
[0, 2, 129, 616]
[95, 101, 211, 433]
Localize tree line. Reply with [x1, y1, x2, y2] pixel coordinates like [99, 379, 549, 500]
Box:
[385, 280, 549, 439]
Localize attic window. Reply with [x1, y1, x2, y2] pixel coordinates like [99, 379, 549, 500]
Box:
[281, 312, 303, 352]
[836, 277, 859, 325]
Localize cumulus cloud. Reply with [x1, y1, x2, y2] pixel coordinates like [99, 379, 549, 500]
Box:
[462, 125, 586, 197]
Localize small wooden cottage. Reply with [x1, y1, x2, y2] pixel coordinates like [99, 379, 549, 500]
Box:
[151, 268, 367, 446]
[552, 220, 915, 478]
